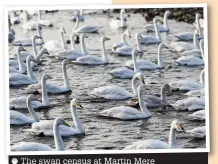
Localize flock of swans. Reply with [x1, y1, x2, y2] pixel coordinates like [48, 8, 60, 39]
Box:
[8, 9, 206, 151]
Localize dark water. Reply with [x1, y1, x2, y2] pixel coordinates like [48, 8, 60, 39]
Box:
[9, 9, 205, 150]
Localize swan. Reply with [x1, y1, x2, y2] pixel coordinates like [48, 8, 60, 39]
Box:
[185, 88, 205, 97]
[109, 49, 141, 79]
[193, 14, 204, 29]
[125, 43, 165, 70]
[10, 74, 51, 109]
[28, 99, 85, 137]
[127, 84, 172, 108]
[169, 69, 205, 91]
[8, 16, 15, 43]
[124, 120, 184, 149]
[180, 39, 204, 58]
[186, 126, 205, 138]
[26, 59, 72, 94]
[55, 33, 83, 60]
[70, 9, 85, 22]
[169, 29, 199, 53]
[11, 117, 68, 151]
[99, 85, 151, 120]
[43, 27, 68, 53]
[12, 23, 44, 46]
[109, 9, 127, 30]
[112, 30, 131, 51]
[114, 32, 143, 56]
[72, 15, 99, 33]
[10, 95, 40, 125]
[176, 14, 203, 41]
[188, 110, 205, 121]
[9, 55, 37, 86]
[21, 11, 39, 30]
[72, 36, 110, 65]
[10, 11, 21, 25]
[90, 72, 145, 100]
[171, 96, 205, 111]
[140, 18, 162, 45]
[144, 11, 171, 33]
[9, 46, 27, 74]
[38, 10, 53, 27]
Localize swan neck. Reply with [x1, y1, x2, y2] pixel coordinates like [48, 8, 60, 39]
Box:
[32, 37, 37, 56]
[41, 77, 49, 106]
[138, 88, 151, 116]
[157, 46, 164, 68]
[27, 59, 36, 81]
[71, 105, 84, 134]
[160, 87, 167, 103]
[37, 27, 44, 44]
[154, 21, 161, 41]
[193, 33, 199, 49]
[101, 40, 108, 63]
[53, 123, 65, 151]
[35, 48, 44, 62]
[70, 34, 76, 50]
[132, 76, 138, 96]
[62, 64, 70, 89]
[168, 126, 177, 148]
[60, 32, 67, 50]
[38, 10, 41, 21]
[27, 99, 40, 122]
[121, 33, 127, 44]
[136, 35, 143, 52]
[163, 13, 169, 29]
[196, 16, 203, 37]
[132, 53, 139, 72]
[81, 36, 88, 55]
[200, 70, 205, 86]
[73, 17, 79, 30]
[200, 42, 204, 60]
[17, 49, 24, 72]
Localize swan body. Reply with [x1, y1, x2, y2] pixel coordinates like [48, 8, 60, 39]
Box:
[141, 18, 162, 45]
[38, 10, 53, 27]
[109, 49, 141, 79]
[29, 99, 85, 137]
[9, 56, 37, 86]
[180, 49, 202, 58]
[124, 120, 184, 149]
[186, 126, 206, 138]
[91, 72, 145, 100]
[11, 118, 69, 151]
[109, 9, 127, 30]
[27, 59, 72, 94]
[144, 11, 171, 33]
[175, 56, 204, 66]
[125, 43, 165, 70]
[99, 85, 151, 120]
[185, 88, 205, 97]
[112, 30, 131, 51]
[171, 97, 205, 111]
[10, 74, 51, 109]
[188, 110, 205, 121]
[73, 36, 110, 65]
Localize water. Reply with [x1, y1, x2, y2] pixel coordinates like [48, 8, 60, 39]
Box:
[9, 9, 205, 150]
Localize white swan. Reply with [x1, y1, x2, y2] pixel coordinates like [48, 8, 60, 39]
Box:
[188, 110, 205, 121]
[12, 24, 44, 46]
[28, 99, 85, 137]
[10, 74, 51, 109]
[109, 9, 127, 30]
[73, 36, 110, 65]
[141, 18, 162, 45]
[144, 11, 171, 33]
[169, 29, 199, 53]
[171, 96, 205, 111]
[11, 117, 68, 151]
[124, 120, 184, 149]
[186, 126, 205, 138]
[10, 11, 21, 25]
[27, 59, 72, 94]
[9, 47, 27, 74]
[70, 9, 85, 22]
[114, 32, 143, 56]
[112, 30, 131, 51]
[72, 15, 99, 33]
[109, 49, 141, 79]
[9, 55, 37, 86]
[21, 11, 39, 30]
[55, 33, 83, 60]
[193, 14, 204, 29]
[169, 69, 205, 91]
[10, 95, 40, 125]
[185, 88, 205, 97]
[99, 85, 151, 120]
[8, 16, 15, 43]
[176, 13, 203, 41]
[90, 72, 145, 100]
[43, 27, 68, 53]
[125, 43, 165, 70]
[38, 10, 53, 27]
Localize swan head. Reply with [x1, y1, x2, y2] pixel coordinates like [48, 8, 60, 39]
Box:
[132, 49, 143, 58]
[81, 33, 88, 39]
[32, 35, 42, 41]
[171, 120, 185, 131]
[71, 98, 83, 109]
[134, 72, 145, 84]
[196, 13, 201, 20]
[101, 36, 111, 42]
[54, 117, 70, 127]
[62, 59, 73, 66]
[124, 30, 131, 38]
[153, 17, 162, 24]
[26, 55, 36, 63]
[162, 84, 172, 94]
[165, 10, 171, 16]
[41, 48, 49, 55]
[194, 29, 199, 36]
[17, 46, 27, 53]
[26, 94, 35, 105]
[60, 27, 66, 34]
[42, 74, 52, 80]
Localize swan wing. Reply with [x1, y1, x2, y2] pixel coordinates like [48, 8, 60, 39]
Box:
[176, 56, 204, 66]
[11, 142, 53, 151]
[10, 110, 33, 125]
[188, 110, 205, 120]
[169, 80, 201, 91]
[187, 126, 206, 138]
[109, 67, 134, 78]
[75, 25, 99, 33]
[140, 36, 160, 45]
[76, 55, 103, 65]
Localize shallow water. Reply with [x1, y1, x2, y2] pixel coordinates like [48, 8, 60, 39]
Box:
[9, 9, 205, 150]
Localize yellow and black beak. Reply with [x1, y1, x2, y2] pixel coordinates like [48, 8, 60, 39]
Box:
[178, 124, 185, 131]
[141, 77, 145, 84]
[63, 121, 70, 127]
[105, 37, 111, 41]
[77, 103, 83, 109]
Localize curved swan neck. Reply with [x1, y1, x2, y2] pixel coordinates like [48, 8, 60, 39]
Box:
[120, 12, 125, 27]
[27, 98, 40, 122]
[121, 32, 127, 44]
[163, 13, 169, 29]
[160, 86, 167, 103]
[27, 59, 36, 80]
[193, 32, 199, 49]
[80, 9, 84, 15]
[101, 40, 109, 63]
[53, 122, 65, 151]
[17, 49, 25, 73]
[37, 26, 44, 44]
[37, 10, 41, 21]
[70, 33, 76, 50]
[168, 125, 177, 148]
[138, 87, 151, 115]
[32, 37, 38, 56]
[73, 17, 79, 31]
[80, 36, 88, 55]
[71, 105, 84, 134]
[154, 20, 162, 41]
[62, 63, 70, 89]
[41, 77, 49, 105]
[132, 53, 139, 72]
[196, 15, 203, 37]
[157, 45, 164, 68]
[200, 70, 205, 86]
[136, 34, 143, 52]
[200, 41, 204, 60]
[132, 76, 139, 96]
[60, 32, 67, 50]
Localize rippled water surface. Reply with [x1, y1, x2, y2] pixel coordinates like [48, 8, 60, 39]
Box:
[9, 9, 206, 150]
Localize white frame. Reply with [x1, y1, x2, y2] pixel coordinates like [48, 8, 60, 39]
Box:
[4, 3, 209, 155]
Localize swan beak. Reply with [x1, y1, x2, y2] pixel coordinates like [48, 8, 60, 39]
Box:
[63, 121, 70, 127]
[178, 124, 185, 131]
[129, 35, 131, 38]
[20, 47, 27, 52]
[32, 59, 37, 63]
[141, 77, 145, 84]
[36, 36, 42, 39]
[77, 103, 83, 109]
[105, 37, 111, 41]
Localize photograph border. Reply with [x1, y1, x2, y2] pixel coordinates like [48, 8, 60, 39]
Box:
[4, 3, 209, 155]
